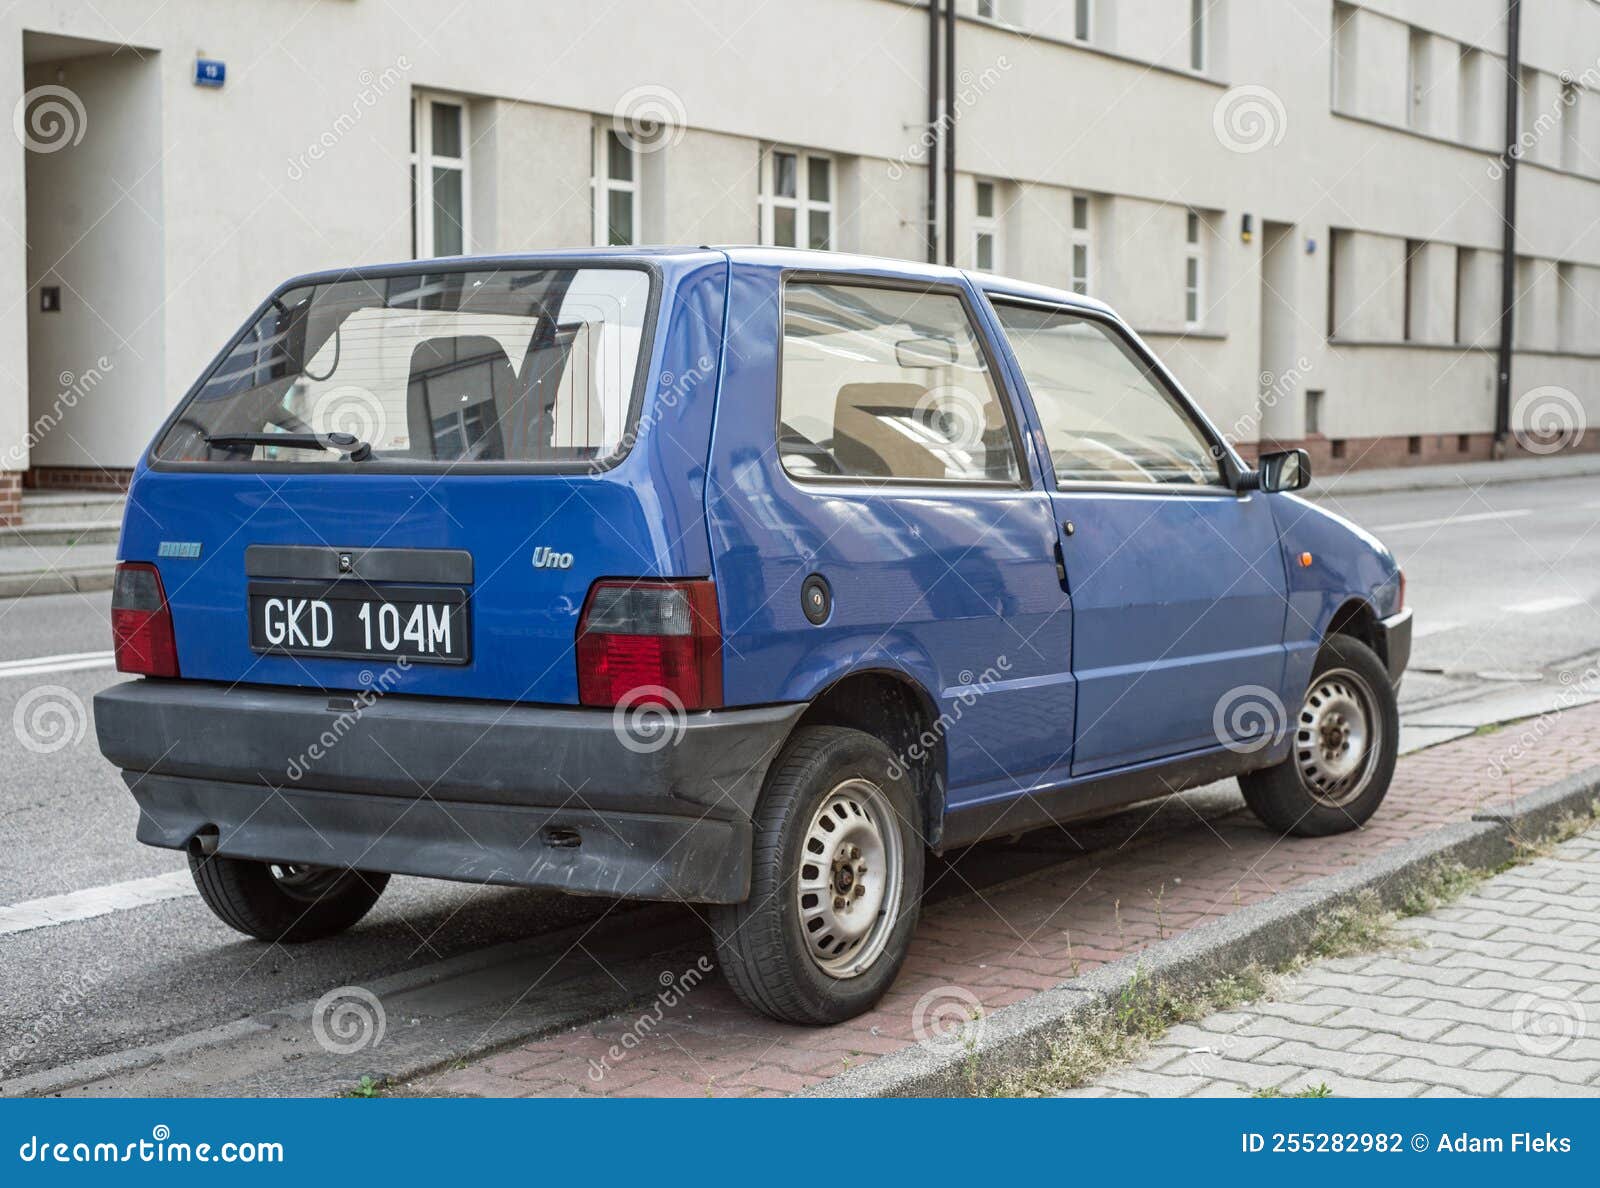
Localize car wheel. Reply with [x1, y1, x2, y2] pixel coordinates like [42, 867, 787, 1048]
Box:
[1239, 633, 1399, 838]
[188, 850, 389, 942]
[709, 725, 924, 1025]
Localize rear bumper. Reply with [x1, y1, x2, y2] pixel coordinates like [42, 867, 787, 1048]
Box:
[1378, 607, 1413, 688]
[94, 680, 804, 903]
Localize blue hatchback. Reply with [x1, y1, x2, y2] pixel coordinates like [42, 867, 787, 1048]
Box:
[95, 248, 1411, 1024]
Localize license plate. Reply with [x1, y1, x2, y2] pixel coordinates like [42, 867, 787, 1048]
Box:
[248, 581, 470, 665]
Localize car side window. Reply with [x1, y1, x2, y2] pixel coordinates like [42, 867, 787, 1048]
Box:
[991, 301, 1223, 487]
[779, 281, 1021, 483]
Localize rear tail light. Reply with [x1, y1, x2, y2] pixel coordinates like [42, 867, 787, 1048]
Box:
[576, 580, 722, 710]
[112, 562, 180, 678]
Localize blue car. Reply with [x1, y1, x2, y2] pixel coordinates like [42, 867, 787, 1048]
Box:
[96, 248, 1410, 1024]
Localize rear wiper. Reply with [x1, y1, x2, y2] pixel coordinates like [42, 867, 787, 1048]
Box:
[204, 431, 373, 462]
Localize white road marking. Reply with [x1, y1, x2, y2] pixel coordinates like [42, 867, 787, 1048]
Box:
[0, 870, 194, 937]
[1373, 508, 1533, 533]
[1506, 595, 1585, 615]
[0, 650, 116, 681]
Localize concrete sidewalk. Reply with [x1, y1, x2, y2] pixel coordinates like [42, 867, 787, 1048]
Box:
[1059, 825, 1600, 1098]
[422, 699, 1600, 1099]
[1307, 451, 1600, 499]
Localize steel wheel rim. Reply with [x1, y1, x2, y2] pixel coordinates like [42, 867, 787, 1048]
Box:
[270, 863, 344, 902]
[1296, 666, 1380, 808]
[795, 778, 904, 979]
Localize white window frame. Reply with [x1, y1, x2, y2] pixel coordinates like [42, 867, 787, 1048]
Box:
[972, 178, 1002, 272]
[760, 146, 834, 250]
[411, 92, 470, 259]
[1069, 192, 1093, 295]
[1184, 209, 1206, 329]
[1189, 0, 1208, 73]
[592, 122, 639, 247]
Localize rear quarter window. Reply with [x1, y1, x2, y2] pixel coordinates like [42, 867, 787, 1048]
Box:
[778, 280, 1020, 484]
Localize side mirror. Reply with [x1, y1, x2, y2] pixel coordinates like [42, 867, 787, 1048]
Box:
[1257, 447, 1312, 493]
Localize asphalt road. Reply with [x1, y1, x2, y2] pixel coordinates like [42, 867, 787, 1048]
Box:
[1, 471, 1596, 1090]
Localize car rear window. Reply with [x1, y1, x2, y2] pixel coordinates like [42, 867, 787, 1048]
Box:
[154, 266, 652, 468]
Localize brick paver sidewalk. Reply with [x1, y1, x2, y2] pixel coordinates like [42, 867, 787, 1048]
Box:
[1061, 826, 1600, 1097]
[426, 701, 1600, 1098]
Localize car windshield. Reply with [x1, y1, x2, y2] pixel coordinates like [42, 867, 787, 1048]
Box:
[154, 266, 652, 468]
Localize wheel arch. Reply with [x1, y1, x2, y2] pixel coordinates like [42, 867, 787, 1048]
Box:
[781, 667, 947, 849]
[1324, 597, 1386, 668]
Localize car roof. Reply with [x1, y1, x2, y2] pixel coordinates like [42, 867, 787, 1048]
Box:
[277, 246, 1114, 318]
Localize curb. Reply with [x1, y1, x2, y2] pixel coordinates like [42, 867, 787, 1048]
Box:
[805, 764, 1600, 1098]
[0, 566, 115, 600]
[1306, 456, 1600, 500]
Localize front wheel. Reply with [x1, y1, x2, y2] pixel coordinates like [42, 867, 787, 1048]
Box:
[1239, 633, 1399, 837]
[708, 726, 924, 1025]
[188, 851, 388, 942]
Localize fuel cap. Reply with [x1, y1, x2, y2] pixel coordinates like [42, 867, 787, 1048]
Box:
[801, 574, 832, 625]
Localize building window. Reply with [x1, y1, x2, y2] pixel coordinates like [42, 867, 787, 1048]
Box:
[973, 179, 1001, 272]
[1331, 3, 1358, 112]
[1458, 46, 1483, 146]
[1074, 0, 1092, 42]
[761, 147, 833, 250]
[1561, 82, 1582, 172]
[977, 0, 996, 18]
[592, 124, 638, 246]
[411, 93, 468, 258]
[1189, 0, 1207, 73]
[1402, 239, 1422, 341]
[1305, 389, 1324, 437]
[1069, 193, 1092, 295]
[1406, 28, 1428, 130]
[1184, 210, 1205, 327]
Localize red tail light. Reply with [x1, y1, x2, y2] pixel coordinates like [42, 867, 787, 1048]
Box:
[576, 580, 722, 710]
[112, 562, 180, 678]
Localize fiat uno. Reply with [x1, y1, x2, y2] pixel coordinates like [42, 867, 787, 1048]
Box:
[95, 248, 1410, 1025]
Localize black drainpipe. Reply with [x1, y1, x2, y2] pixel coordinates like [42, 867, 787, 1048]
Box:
[926, 0, 941, 263]
[1494, 0, 1521, 452]
[943, 0, 957, 266]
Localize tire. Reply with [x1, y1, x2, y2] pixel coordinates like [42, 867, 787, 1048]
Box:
[188, 850, 388, 942]
[708, 726, 925, 1025]
[1240, 633, 1399, 838]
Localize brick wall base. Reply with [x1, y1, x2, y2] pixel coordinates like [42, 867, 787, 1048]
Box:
[0, 471, 19, 528]
[1245, 430, 1599, 475]
[22, 466, 134, 493]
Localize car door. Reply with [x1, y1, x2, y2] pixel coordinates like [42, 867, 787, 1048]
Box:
[985, 294, 1290, 776]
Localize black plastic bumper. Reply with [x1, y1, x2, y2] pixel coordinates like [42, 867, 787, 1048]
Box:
[94, 680, 804, 904]
[1379, 607, 1412, 688]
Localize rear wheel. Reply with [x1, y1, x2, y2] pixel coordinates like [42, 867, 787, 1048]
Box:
[1240, 634, 1398, 837]
[709, 726, 924, 1025]
[188, 851, 388, 942]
